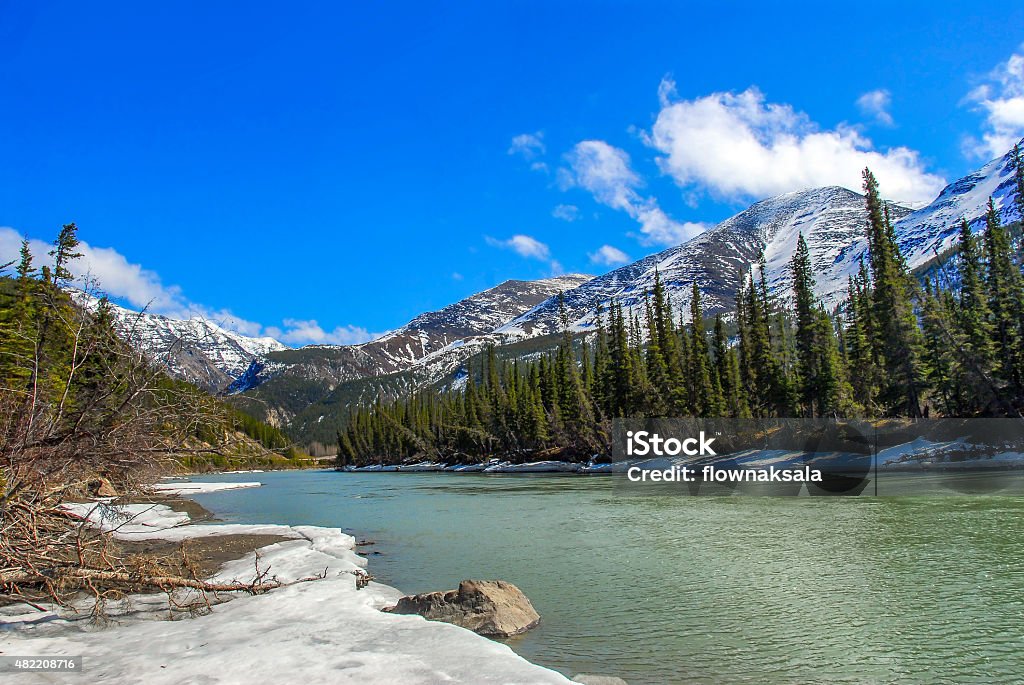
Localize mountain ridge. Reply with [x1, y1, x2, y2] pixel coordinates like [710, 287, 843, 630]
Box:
[91, 140, 1024, 442]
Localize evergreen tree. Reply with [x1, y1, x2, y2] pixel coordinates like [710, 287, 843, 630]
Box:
[862, 168, 924, 416]
[48, 222, 82, 286]
[920, 278, 958, 415]
[688, 283, 718, 415]
[790, 233, 847, 416]
[0, 240, 38, 385]
[791, 233, 819, 416]
[983, 197, 1024, 394]
[712, 314, 747, 417]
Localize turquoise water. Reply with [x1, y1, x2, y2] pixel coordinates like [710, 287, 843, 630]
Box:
[185, 471, 1024, 684]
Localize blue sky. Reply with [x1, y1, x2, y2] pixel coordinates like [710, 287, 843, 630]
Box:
[1, 2, 1023, 345]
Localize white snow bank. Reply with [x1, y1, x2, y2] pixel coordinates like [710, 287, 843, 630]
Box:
[4, 503, 575, 685]
[483, 461, 579, 473]
[149, 480, 262, 495]
[59, 502, 297, 542]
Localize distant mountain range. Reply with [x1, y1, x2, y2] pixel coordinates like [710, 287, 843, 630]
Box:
[72, 293, 286, 393]
[93, 140, 1024, 441]
[224, 275, 592, 426]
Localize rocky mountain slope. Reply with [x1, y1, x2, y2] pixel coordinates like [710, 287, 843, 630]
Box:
[493, 186, 899, 342]
[82, 276, 590, 401]
[73, 293, 287, 393]
[227, 275, 591, 424]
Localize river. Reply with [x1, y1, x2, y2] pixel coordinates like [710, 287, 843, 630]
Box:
[182, 470, 1024, 684]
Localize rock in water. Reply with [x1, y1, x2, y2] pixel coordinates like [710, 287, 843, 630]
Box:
[384, 579, 540, 637]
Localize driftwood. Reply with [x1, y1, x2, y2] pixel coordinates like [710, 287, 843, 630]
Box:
[0, 568, 281, 595]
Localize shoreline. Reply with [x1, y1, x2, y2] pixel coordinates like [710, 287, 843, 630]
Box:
[0, 483, 577, 684]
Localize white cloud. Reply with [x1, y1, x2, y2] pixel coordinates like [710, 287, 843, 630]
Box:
[562, 139, 707, 246]
[856, 89, 894, 126]
[963, 48, 1024, 159]
[451, 271, 464, 281]
[552, 204, 580, 222]
[485, 233, 551, 260]
[645, 80, 945, 206]
[263, 319, 375, 346]
[0, 226, 193, 317]
[485, 233, 564, 275]
[508, 132, 546, 160]
[0, 226, 374, 348]
[589, 244, 631, 266]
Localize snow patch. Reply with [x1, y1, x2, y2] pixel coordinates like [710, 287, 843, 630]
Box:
[5, 501, 575, 684]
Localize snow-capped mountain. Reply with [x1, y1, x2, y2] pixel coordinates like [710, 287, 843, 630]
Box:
[227, 275, 592, 418]
[892, 142, 1022, 263]
[494, 141, 1023, 344]
[283, 187, 907, 436]
[353, 142, 1022, 413]
[355, 274, 593, 369]
[491, 186, 904, 341]
[81, 276, 589, 399]
[813, 141, 1024, 301]
[74, 293, 287, 392]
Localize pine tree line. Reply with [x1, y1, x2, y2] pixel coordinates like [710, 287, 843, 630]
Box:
[0, 223, 307, 470]
[338, 160, 1024, 466]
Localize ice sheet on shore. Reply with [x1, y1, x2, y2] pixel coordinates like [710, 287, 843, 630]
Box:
[150, 480, 262, 495]
[483, 461, 580, 473]
[4, 502, 574, 685]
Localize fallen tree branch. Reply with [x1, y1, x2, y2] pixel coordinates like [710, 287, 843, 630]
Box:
[1, 567, 282, 595]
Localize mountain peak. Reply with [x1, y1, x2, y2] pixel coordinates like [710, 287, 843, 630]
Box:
[70, 290, 288, 393]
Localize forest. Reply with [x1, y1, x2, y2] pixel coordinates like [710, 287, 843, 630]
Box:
[337, 156, 1024, 466]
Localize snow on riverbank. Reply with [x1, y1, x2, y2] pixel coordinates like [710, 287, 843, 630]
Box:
[1, 503, 575, 684]
[149, 480, 262, 495]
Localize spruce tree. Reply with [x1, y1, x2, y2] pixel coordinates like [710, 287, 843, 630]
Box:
[791, 233, 819, 416]
[790, 233, 847, 416]
[688, 283, 717, 415]
[607, 300, 634, 417]
[920, 278, 958, 415]
[983, 197, 1024, 395]
[643, 293, 670, 414]
[712, 314, 746, 417]
[862, 168, 924, 416]
[844, 259, 877, 412]
[49, 222, 82, 286]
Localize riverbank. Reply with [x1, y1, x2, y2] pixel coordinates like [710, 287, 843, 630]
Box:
[0, 484, 576, 684]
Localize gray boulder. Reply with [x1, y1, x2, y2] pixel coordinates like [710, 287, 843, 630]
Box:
[384, 579, 540, 637]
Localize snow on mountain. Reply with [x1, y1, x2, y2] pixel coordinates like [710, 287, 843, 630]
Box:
[74, 276, 590, 399]
[824, 140, 1023, 297]
[494, 141, 1023, 346]
[358, 274, 592, 368]
[270, 142, 1024, 443]
[227, 275, 593, 419]
[73, 292, 287, 392]
[893, 140, 1022, 264]
[493, 186, 900, 343]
